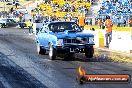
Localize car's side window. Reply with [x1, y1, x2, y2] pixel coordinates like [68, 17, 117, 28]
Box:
[40, 26, 49, 33]
[50, 25, 54, 31]
[72, 24, 80, 31]
[40, 28, 46, 33]
[49, 24, 60, 32]
[49, 24, 56, 32]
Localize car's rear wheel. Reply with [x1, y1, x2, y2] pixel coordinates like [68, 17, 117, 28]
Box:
[37, 43, 46, 55]
[49, 44, 56, 60]
[85, 47, 94, 58]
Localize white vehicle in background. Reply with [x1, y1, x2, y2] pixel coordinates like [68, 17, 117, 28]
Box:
[0, 19, 6, 28]
[17, 8, 31, 14]
[0, 18, 18, 28]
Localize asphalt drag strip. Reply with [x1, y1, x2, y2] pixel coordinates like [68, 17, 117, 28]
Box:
[0, 52, 47, 88]
[0, 28, 132, 88]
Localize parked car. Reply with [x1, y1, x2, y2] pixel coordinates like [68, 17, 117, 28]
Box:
[0, 19, 6, 28]
[0, 18, 18, 28]
[36, 21, 95, 60]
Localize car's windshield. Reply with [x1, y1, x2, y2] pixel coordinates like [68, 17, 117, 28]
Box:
[48, 22, 82, 32]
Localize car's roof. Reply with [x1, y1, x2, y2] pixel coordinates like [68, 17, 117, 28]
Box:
[43, 21, 77, 28]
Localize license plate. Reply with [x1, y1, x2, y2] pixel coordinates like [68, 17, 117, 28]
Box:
[70, 48, 75, 52]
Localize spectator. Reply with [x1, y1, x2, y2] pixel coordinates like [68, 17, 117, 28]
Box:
[123, 19, 126, 27]
[90, 19, 92, 25]
[52, 15, 57, 21]
[104, 16, 113, 48]
[98, 19, 103, 29]
[27, 19, 33, 35]
[129, 19, 132, 27]
[78, 15, 85, 30]
[102, 19, 105, 29]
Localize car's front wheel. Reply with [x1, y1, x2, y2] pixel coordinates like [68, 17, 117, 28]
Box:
[85, 47, 94, 58]
[37, 43, 46, 55]
[49, 44, 56, 60]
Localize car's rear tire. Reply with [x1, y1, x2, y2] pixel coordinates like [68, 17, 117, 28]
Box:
[37, 43, 46, 55]
[85, 47, 94, 58]
[49, 44, 56, 60]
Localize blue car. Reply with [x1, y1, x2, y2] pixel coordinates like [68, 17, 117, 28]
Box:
[36, 21, 95, 60]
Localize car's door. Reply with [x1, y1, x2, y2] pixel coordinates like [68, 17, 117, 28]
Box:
[37, 26, 49, 49]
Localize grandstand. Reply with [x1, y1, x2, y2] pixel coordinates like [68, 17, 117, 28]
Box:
[2, 0, 131, 27]
[97, 0, 132, 25]
[35, 0, 92, 18]
[0, 0, 34, 11]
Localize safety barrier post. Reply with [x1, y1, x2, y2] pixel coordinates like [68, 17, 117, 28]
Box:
[98, 31, 104, 48]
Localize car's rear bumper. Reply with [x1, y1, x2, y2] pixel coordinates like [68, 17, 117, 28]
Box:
[56, 44, 94, 53]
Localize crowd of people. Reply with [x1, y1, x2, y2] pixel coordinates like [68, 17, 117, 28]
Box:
[1, 0, 132, 27]
[28, 0, 93, 23]
[29, 0, 132, 27]
[97, 0, 132, 26]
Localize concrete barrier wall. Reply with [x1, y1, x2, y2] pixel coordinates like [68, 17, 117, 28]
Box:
[84, 29, 132, 53]
[109, 30, 132, 53]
